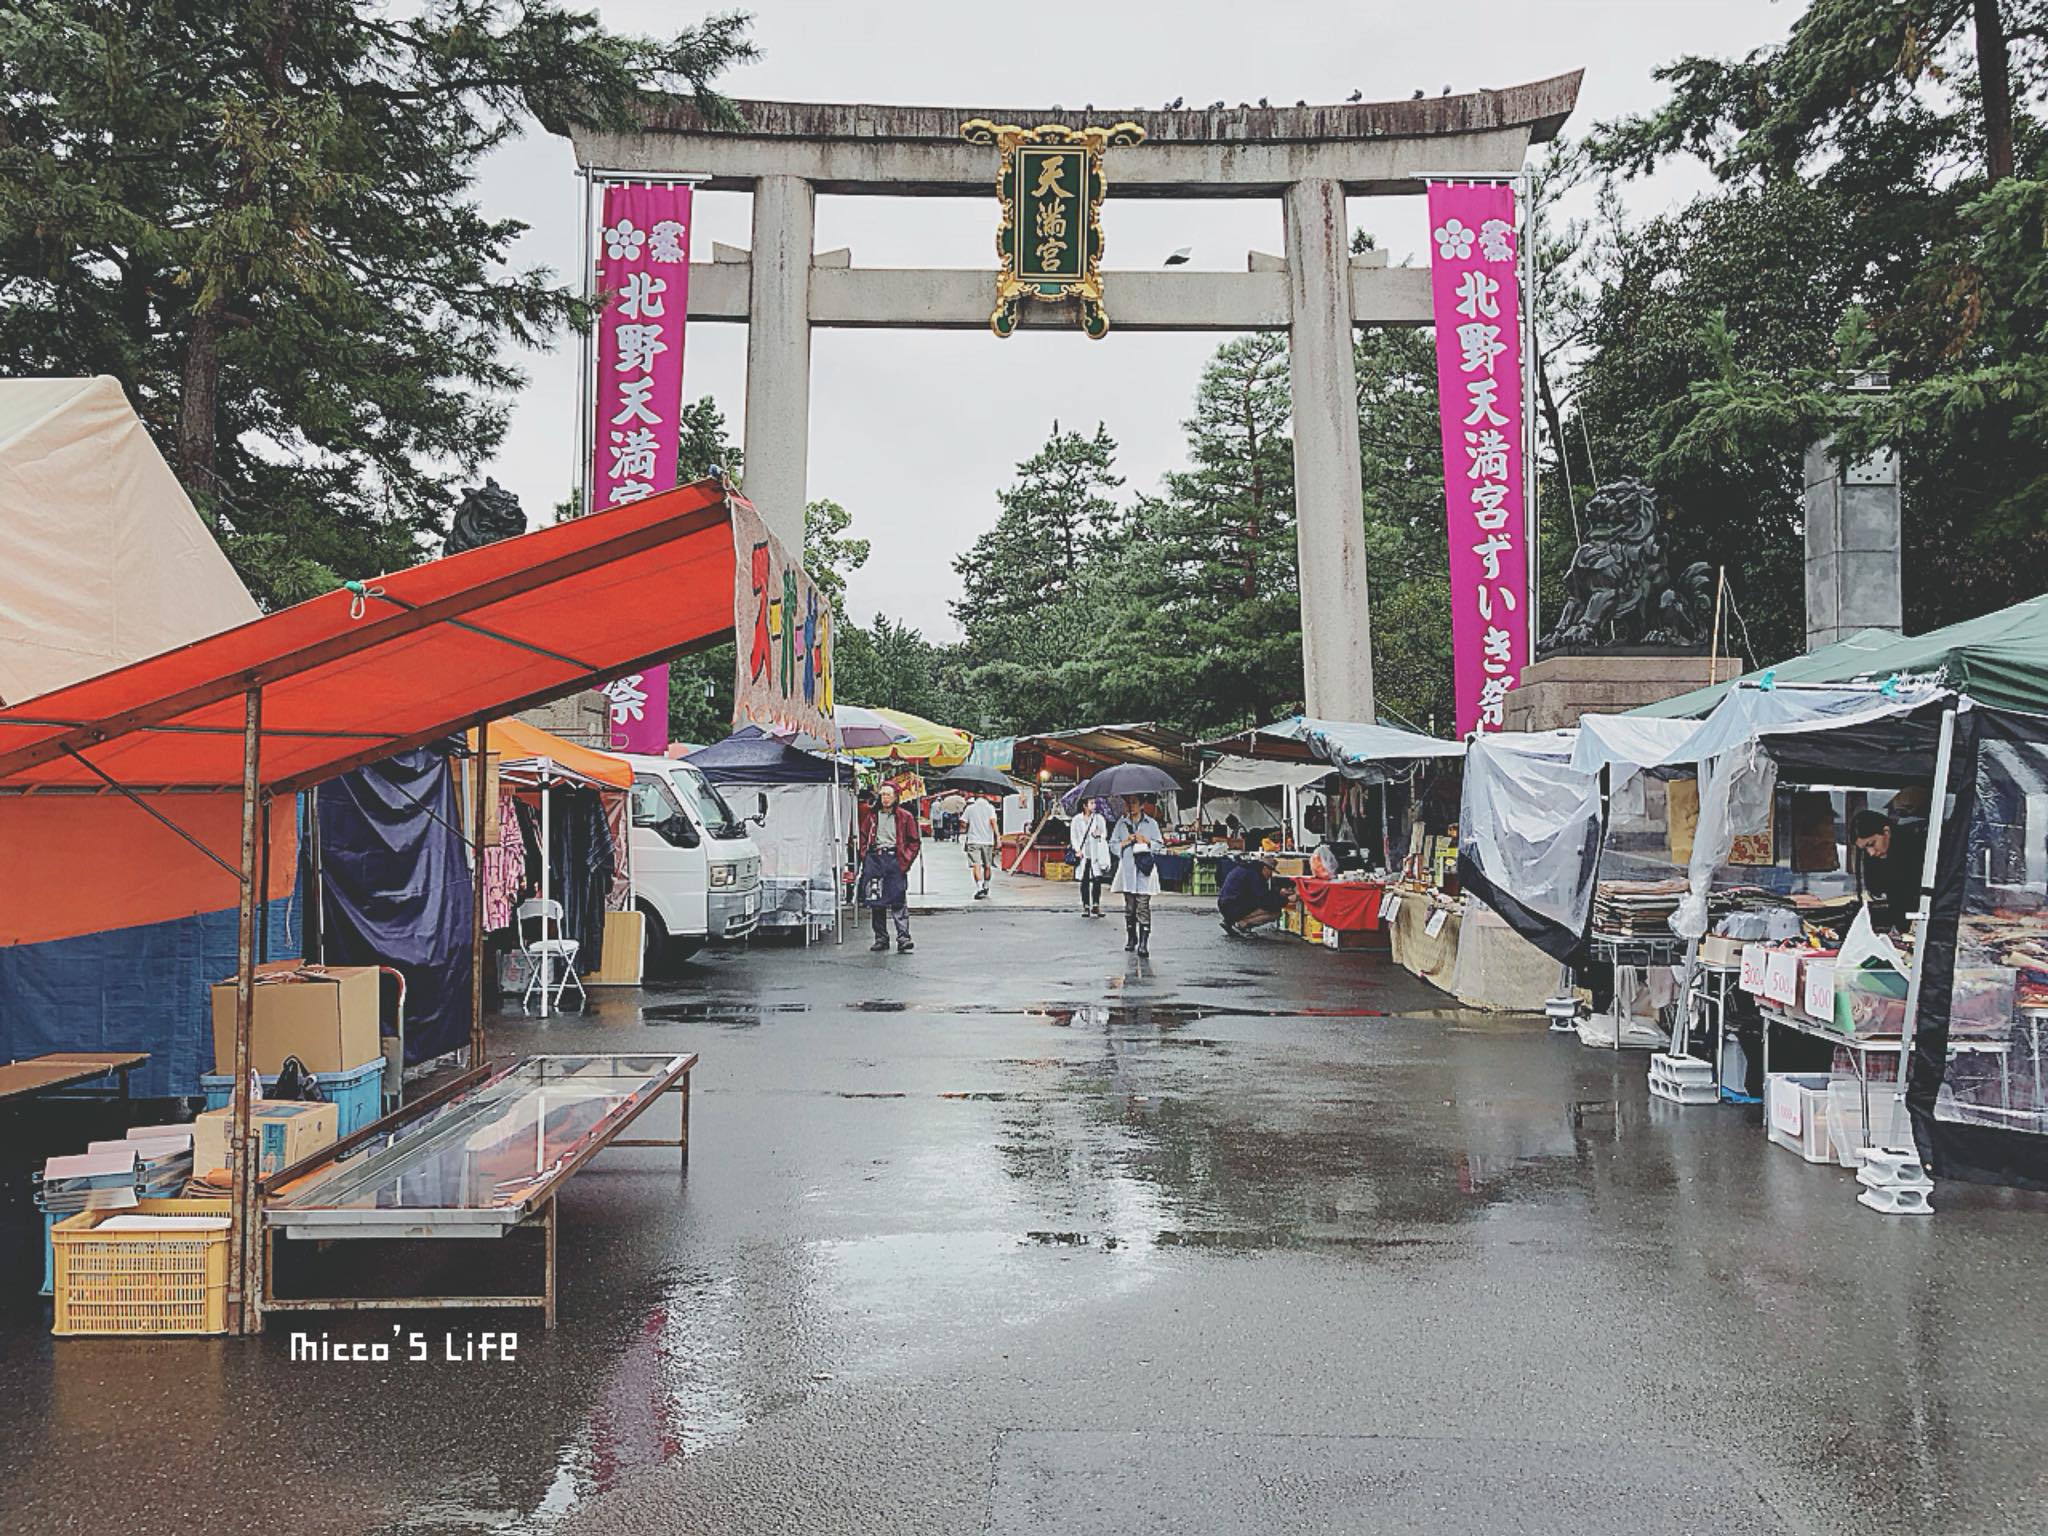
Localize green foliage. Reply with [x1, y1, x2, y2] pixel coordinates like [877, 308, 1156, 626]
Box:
[803, 497, 869, 617]
[1582, 0, 2048, 656]
[0, 0, 755, 608]
[835, 615, 978, 729]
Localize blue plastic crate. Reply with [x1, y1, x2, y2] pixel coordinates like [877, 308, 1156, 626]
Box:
[198, 1057, 386, 1139]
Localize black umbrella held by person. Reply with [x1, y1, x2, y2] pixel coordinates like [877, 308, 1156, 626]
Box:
[1066, 762, 1180, 809]
[933, 763, 1016, 798]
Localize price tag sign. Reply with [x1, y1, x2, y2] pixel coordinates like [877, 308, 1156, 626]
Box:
[1380, 889, 1402, 921]
[1424, 907, 1450, 938]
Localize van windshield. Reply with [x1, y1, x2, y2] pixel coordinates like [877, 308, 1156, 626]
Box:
[669, 766, 745, 840]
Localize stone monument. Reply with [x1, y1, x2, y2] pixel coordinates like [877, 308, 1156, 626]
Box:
[1503, 478, 1728, 731]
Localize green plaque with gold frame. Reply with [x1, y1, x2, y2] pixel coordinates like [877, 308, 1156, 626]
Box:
[961, 118, 1146, 339]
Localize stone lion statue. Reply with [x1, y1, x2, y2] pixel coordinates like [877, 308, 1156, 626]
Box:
[1538, 477, 1714, 655]
[443, 477, 527, 556]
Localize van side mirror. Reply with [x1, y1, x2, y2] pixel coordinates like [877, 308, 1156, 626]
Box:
[751, 792, 769, 826]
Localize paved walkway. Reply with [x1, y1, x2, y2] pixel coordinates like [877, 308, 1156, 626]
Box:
[5, 906, 2047, 1534]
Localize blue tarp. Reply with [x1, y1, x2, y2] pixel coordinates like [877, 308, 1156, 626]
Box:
[0, 892, 298, 1098]
[688, 725, 850, 786]
[315, 747, 472, 1066]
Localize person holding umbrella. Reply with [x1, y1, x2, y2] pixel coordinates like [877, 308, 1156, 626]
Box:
[858, 781, 921, 952]
[1069, 796, 1112, 917]
[1111, 795, 1165, 955]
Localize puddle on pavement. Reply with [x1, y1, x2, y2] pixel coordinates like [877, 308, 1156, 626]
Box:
[641, 1000, 813, 1027]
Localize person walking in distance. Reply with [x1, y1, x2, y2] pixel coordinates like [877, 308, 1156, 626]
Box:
[858, 781, 920, 952]
[1069, 796, 1112, 917]
[1111, 797, 1164, 955]
[962, 792, 1000, 900]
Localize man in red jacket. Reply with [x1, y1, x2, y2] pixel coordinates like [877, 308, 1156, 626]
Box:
[858, 781, 922, 953]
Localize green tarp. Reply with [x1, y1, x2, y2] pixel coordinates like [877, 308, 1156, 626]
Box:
[1630, 593, 2048, 719]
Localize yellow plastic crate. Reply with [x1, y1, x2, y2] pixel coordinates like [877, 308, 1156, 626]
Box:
[1303, 915, 1326, 945]
[53, 1198, 232, 1337]
[1044, 861, 1074, 881]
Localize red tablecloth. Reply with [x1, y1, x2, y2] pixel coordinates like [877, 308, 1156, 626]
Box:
[1293, 877, 1387, 931]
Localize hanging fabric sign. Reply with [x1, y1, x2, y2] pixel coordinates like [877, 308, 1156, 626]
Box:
[731, 495, 840, 750]
[1427, 181, 1529, 736]
[591, 181, 694, 753]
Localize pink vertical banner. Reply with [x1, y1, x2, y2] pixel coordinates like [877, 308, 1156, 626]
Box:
[592, 182, 693, 753]
[1427, 182, 1529, 736]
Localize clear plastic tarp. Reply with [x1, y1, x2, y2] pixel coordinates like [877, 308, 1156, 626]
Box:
[1458, 730, 1597, 959]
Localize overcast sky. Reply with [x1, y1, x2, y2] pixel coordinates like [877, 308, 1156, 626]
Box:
[476, 0, 1796, 637]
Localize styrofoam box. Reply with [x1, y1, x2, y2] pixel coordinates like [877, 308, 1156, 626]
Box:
[1739, 943, 1769, 995]
[1803, 958, 1838, 1021]
[1762, 947, 1804, 1008]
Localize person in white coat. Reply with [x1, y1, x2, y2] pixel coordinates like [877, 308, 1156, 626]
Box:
[1111, 797, 1165, 956]
[1068, 796, 1112, 917]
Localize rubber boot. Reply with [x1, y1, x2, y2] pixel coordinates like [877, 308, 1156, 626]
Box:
[1125, 918, 1139, 952]
[1136, 925, 1151, 957]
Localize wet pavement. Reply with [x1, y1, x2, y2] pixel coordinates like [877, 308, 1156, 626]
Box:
[7, 900, 2048, 1533]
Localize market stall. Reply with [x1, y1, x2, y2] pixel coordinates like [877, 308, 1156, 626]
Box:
[0, 476, 747, 1334]
[1008, 724, 1194, 879]
[479, 718, 636, 1009]
[687, 725, 854, 942]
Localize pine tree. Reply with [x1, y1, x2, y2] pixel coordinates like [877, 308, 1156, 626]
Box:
[0, 0, 756, 606]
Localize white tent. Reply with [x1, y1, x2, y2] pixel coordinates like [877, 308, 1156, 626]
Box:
[0, 377, 259, 703]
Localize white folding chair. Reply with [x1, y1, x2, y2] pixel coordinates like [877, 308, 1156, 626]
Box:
[516, 898, 587, 1011]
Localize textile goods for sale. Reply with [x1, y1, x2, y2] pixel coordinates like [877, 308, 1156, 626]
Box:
[1592, 878, 1688, 938]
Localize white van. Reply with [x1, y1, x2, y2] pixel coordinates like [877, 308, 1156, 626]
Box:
[622, 753, 765, 964]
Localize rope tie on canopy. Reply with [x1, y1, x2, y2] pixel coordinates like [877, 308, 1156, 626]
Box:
[342, 580, 388, 620]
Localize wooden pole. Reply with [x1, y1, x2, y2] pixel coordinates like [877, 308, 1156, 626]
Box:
[471, 722, 490, 1069]
[228, 687, 263, 1335]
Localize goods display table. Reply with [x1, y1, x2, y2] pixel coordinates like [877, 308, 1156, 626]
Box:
[1292, 877, 1388, 932]
[264, 1052, 695, 1326]
[1389, 892, 1459, 990]
[0, 1052, 148, 1103]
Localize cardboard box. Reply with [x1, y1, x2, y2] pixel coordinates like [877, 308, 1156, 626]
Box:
[1701, 934, 1744, 968]
[1762, 947, 1804, 1008]
[211, 962, 380, 1076]
[191, 1100, 339, 1177]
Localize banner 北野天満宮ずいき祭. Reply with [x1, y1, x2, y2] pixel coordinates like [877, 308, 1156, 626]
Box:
[592, 182, 693, 754]
[1427, 182, 1530, 736]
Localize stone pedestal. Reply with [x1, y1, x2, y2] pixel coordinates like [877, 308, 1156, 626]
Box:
[517, 689, 613, 750]
[1502, 655, 1729, 733]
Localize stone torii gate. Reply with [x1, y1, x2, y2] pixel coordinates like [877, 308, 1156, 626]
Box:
[571, 75, 1581, 722]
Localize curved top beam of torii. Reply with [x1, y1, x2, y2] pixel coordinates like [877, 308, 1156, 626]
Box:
[573, 71, 1584, 196]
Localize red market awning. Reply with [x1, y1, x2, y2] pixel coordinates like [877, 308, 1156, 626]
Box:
[0, 480, 736, 793]
[0, 480, 739, 944]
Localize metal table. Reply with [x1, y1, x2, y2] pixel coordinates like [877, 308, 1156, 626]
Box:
[1758, 1004, 2011, 1156]
[1589, 933, 1686, 1050]
[262, 1052, 695, 1325]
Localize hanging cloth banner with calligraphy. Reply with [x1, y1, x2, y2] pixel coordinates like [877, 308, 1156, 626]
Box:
[1427, 182, 1530, 736]
[731, 494, 840, 751]
[591, 181, 694, 753]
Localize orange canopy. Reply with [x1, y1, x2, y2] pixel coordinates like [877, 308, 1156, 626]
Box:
[0, 480, 739, 945]
[475, 717, 634, 790]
